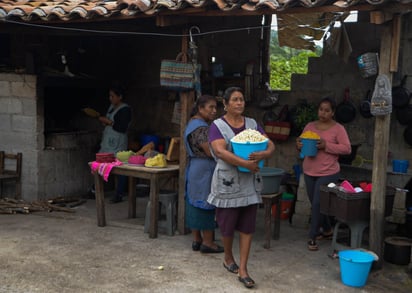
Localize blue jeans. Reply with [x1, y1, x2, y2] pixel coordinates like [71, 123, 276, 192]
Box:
[304, 172, 340, 240]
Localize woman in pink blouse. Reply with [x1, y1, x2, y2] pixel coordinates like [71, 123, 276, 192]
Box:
[296, 97, 351, 251]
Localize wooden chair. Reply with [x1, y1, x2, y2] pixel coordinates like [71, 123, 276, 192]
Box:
[0, 151, 23, 199]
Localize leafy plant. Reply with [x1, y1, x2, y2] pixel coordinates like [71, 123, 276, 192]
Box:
[269, 31, 321, 90]
[292, 101, 318, 135]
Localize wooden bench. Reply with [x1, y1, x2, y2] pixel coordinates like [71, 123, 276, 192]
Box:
[261, 192, 282, 249]
[0, 151, 23, 199]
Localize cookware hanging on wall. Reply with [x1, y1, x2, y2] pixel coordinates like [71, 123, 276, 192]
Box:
[392, 75, 411, 108]
[336, 87, 356, 123]
[359, 90, 373, 118]
[396, 105, 412, 125]
[403, 124, 412, 146]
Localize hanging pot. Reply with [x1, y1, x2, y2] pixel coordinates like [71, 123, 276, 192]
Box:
[392, 75, 411, 108]
[336, 88, 356, 123]
[396, 105, 412, 125]
[359, 90, 373, 118]
[404, 124, 412, 146]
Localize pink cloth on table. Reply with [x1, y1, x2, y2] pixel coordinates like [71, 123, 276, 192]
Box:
[90, 159, 123, 182]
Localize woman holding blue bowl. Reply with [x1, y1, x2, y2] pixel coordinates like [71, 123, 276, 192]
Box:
[207, 87, 275, 288]
[296, 97, 351, 251]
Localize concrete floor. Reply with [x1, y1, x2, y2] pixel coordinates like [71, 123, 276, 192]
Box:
[0, 194, 411, 293]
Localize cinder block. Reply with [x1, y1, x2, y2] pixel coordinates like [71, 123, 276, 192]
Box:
[0, 81, 11, 96]
[393, 189, 407, 209]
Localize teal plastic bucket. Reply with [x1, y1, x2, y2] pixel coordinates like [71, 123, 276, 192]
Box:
[338, 250, 374, 287]
[260, 167, 284, 194]
[392, 160, 409, 173]
[300, 138, 318, 157]
[231, 139, 268, 172]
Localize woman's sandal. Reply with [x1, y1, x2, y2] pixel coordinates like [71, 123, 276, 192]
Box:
[316, 230, 333, 240]
[308, 239, 319, 251]
[238, 276, 255, 288]
[223, 262, 239, 274]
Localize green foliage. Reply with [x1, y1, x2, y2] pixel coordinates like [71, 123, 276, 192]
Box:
[269, 31, 321, 90]
[293, 102, 318, 134]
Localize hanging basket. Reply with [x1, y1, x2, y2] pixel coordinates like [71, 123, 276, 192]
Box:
[264, 121, 291, 141]
[160, 52, 195, 91]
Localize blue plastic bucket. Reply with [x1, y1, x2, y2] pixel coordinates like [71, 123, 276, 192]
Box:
[300, 138, 318, 157]
[338, 250, 374, 287]
[231, 139, 268, 172]
[392, 160, 409, 173]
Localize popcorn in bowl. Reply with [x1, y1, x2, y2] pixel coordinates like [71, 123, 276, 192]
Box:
[300, 131, 320, 140]
[231, 129, 267, 143]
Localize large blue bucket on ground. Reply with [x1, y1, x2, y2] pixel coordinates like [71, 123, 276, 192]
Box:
[231, 139, 268, 172]
[300, 138, 318, 157]
[338, 250, 374, 287]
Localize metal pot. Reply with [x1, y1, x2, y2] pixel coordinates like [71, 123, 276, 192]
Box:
[383, 237, 412, 265]
[392, 75, 411, 108]
[403, 124, 412, 146]
[336, 88, 356, 123]
[359, 90, 373, 118]
[396, 105, 412, 125]
[338, 144, 361, 165]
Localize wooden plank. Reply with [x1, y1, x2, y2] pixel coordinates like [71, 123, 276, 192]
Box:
[369, 21, 394, 269]
[177, 30, 194, 235]
[390, 14, 401, 72]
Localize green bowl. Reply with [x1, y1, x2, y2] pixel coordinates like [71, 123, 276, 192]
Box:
[116, 150, 134, 162]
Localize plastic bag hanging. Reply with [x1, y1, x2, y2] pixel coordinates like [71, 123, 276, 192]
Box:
[189, 26, 202, 99]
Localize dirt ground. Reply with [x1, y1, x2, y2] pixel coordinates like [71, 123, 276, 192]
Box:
[0, 194, 411, 293]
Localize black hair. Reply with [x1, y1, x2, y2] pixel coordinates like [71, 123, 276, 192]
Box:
[190, 94, 217, 117]
[109, 81, 126, 98]
[223, 87, 244, 103]
[319, 96, 337, 111]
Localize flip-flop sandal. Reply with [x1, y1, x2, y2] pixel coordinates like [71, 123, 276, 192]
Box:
[223, 262, 239, 274]
[238, 276, 255, 288]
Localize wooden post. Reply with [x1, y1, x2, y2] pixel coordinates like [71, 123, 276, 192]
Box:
[177, 29, 195, 235]
[390, 14, 401, 72]
[370, 17, 401, 269]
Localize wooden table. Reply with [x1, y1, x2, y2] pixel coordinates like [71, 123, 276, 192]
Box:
[261, 192, 282, 249]
[91, 163, 179, 238]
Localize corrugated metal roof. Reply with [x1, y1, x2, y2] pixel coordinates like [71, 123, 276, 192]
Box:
[0, 0, 410, 22]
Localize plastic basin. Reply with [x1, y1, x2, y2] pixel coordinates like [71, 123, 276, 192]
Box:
[231, 139, 268, 172]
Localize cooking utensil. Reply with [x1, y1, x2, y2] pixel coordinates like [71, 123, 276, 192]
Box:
[359, 90, 373, 118]
[396, 105, 412, 125]
[336, 88, 356, 123]
[82, 107, 100, 118]
[403, 124, 412, 146]
[392, 75, 411, 108]
[383, 236, 412, 265]
[338, 144, 361, 165]
[351, 155, 373, 167]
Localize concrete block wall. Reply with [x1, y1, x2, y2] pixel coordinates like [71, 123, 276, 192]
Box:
[267, 20, 412, 191]
[0, 73, 99, 201]
[0, 73, 40, 201]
